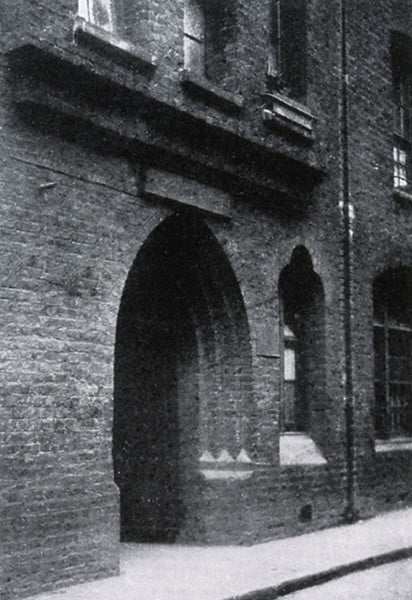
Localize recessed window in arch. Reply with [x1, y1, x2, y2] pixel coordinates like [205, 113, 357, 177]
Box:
[279, 247, 325, 433]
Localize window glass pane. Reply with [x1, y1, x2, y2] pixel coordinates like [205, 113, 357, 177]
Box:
[389, 382, 412, 434]
[373, 326, 385, 381]
[78, 0, 90, 20]
[268, 0, 281, 77]
[284, 347, 296, 381]
[400, 79, 411, 140]
[387, 277, 412, 325]
[389, 329, 410, 356]
[393, 144, 409, 188]
[374, 380, 386, 434]
[184, 36, 205, 75]
[184, 0, 205, 75]
[389, 330, 412, 385]
[184, 0, 205, 40]
[80, 0, 113, 30]
[279, 0, 307, 98]
[283, 381, 296, 430]
[284, 324, 296, 339]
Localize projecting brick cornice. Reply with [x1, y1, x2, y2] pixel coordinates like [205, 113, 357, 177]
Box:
[7, 39, 324, 210]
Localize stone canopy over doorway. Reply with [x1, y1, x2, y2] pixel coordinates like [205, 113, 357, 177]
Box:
[113, 212, 254, 543]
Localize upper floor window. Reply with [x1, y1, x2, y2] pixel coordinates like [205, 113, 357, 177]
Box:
[184, 0, 233, 84]
[78, 0, 115, 33]
[268, 0, 307, 99]
[184, 0, 206, 77]
[393, 72, 412, 188]
[373, 268, 412, 438]
[392, 32, 412, 189]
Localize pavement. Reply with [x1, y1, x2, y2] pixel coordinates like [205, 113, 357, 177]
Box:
[28, 508, 412, 600]
[284, 559, 412, 600]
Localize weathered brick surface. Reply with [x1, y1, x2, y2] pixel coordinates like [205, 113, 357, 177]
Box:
[342, 0, 412, 513]
[0, 1, 411, 598]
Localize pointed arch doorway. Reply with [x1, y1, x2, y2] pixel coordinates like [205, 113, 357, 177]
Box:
[113, 212, 253, 543]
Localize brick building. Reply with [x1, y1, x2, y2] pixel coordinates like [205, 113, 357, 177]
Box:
[1, 0, 412, 598]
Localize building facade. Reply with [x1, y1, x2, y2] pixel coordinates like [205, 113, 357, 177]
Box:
[1, 0, 411, 598]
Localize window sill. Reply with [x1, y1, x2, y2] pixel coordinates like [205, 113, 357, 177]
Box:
[180, 69, 244, 113]
[262, 92, 316, 142]
[393, 187, 412, 205]
[73, 17, 157, 74]
[375, 437, 412, 453]
[279, 432, 327, 466]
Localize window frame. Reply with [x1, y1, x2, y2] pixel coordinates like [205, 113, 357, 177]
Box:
[267, 0, 307, 100]
[183, 0, 234, 85]
[183, 0, 207, 77]
[281, 321, 301, 432]
[392, 33, 412, 191]
[373, 272, 412, 439]
[268, 0, 281, 80]
[78, 0, 116, 33]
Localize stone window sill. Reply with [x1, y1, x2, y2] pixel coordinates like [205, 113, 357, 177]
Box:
[262, 92, 316, 142]
[393, 187, 412, 205]
[280, 432, 327, 466]
[375, 437, 412, 453]
[73, 17, 157, 73]
[180, 69, 244, 113]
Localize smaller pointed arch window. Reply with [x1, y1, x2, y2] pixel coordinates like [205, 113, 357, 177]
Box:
[279, 247, 325, 432]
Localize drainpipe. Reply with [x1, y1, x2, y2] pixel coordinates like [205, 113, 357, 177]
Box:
[339, 0, 358, 523]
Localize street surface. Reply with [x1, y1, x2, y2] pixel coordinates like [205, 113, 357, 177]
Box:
[287, 559, 412, 599]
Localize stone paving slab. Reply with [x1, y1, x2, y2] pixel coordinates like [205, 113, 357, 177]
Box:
[27, 508, 412, 600]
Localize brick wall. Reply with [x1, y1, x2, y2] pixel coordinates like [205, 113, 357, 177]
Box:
[343, 0, 412, 513]
[1, 0, 411, 598]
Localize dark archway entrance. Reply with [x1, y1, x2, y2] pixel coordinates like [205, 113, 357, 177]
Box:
[113, 212, 253, 543]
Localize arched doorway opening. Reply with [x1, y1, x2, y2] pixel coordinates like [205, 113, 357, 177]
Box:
[113, 212, 253, 543]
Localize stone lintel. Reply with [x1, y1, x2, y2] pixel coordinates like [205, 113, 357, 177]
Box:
[143, 168, 232, 218]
